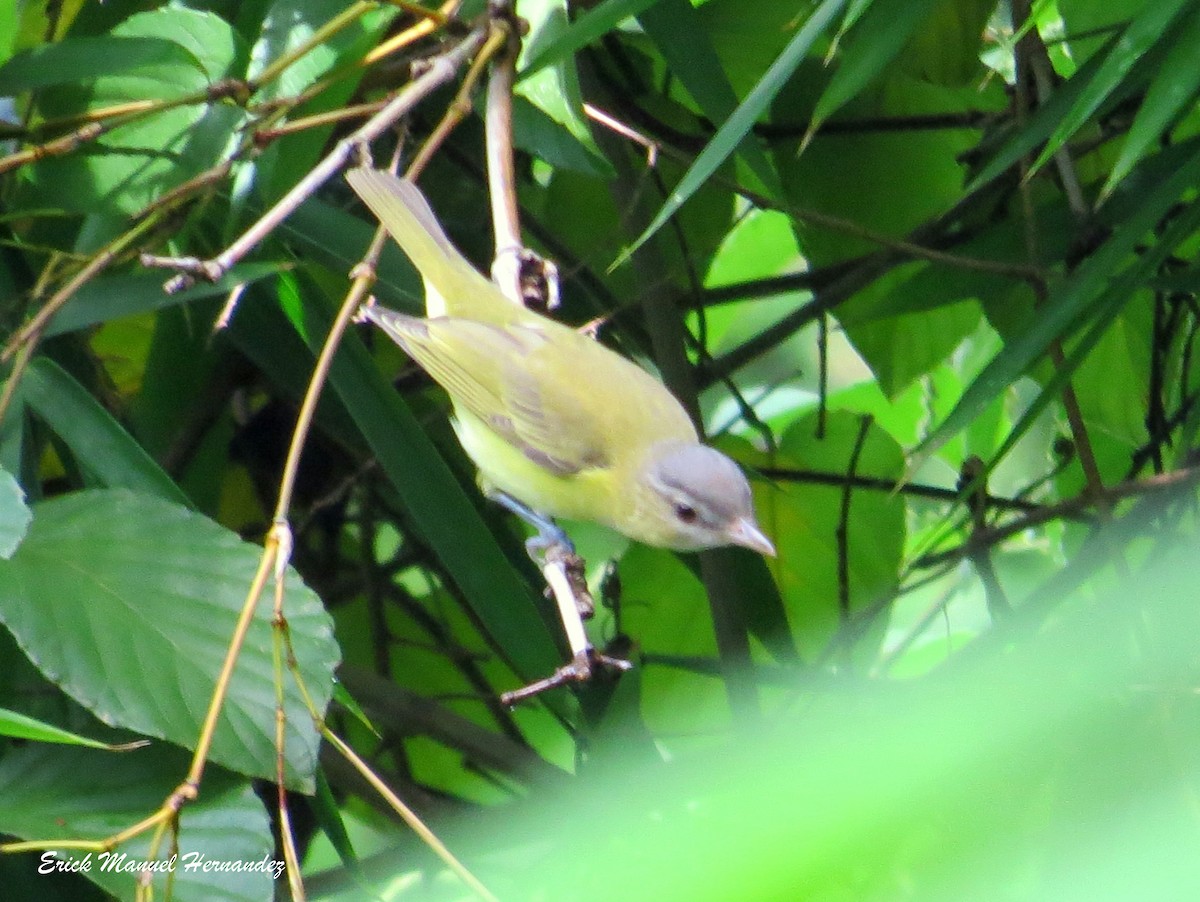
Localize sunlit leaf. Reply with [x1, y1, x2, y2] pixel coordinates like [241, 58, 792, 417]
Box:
[1030, 0, 1193, 177]
[0, 490, 339, 791]
[1102, 1, 1200, 198]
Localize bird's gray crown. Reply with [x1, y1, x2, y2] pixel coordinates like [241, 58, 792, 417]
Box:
[647, 442, 752, 521]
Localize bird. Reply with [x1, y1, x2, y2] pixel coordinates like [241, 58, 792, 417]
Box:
[346, 168, 774, 557]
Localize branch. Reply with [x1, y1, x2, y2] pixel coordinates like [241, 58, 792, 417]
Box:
[913, 464, 1200, 570]
[142, 28, 488, 295]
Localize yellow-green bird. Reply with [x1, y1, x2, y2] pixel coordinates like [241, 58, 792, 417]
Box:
[347, 168, 774, 557]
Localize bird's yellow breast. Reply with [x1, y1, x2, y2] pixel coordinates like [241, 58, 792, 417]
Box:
[453, 409, 618, 524]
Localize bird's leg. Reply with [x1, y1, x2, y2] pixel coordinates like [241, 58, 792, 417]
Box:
[486, 489, 573, 555]
[488, 491, 632, 705]
[486, 490, 593, 617]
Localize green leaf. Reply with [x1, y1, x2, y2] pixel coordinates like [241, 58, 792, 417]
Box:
[916, 138, 1200, 466]
[21, 357, 188, 505]
[515, 0, 615, 178]
[0, 490, 340, 791]
[1102, 2, 1200, 198]
[0, 36, 199, 93]
[0, 743, 274, 902]
[809, 0, 942, 131]
[639, 0, 780, 197]
[622, 0, 847, 263]
[43, 263, 281, 338]
[0, 707, 122, 749]
[519, 0, 663, 79]
[27, 8, 245, 215]
[845, 298, 981, 398]
[0, 466, 30, 559]
[1030, 0, 1193, 177]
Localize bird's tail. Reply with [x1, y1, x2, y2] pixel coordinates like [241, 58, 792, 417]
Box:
[346, 168, 495, 319]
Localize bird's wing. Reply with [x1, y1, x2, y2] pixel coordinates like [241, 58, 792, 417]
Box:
[382, 312, 615, 476]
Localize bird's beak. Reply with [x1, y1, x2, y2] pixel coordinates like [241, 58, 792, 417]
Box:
[726, 517, 776, 557]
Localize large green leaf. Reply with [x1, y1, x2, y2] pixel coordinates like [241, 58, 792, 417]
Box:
[26, 8, 245, 215]
[0, 36, 198, 93]
[0, 490, 339, 791]
[0, 744, 274, 902]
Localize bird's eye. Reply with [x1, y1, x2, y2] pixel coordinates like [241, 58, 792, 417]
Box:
[673, 503, 698, 524]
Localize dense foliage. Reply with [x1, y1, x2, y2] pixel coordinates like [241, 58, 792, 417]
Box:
[0, 0, 1198, 899]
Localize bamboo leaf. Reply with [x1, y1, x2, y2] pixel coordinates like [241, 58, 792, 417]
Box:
[1030, 0, 1192, 177]
[914, 138, 1200, 467]
[639, 0, 781, 197]
[809, 0, 941, 132]
[620, 0, 846, 264]
[1102, 2, 1200, 199]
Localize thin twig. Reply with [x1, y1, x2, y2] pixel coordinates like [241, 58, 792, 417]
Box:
[961, 456, 1011, 620]
[759, 467, 1050, 512]
[0, 122, 106, 175]
[913, 464, 1200, 569]
[364, 0, 462, 66]
[248, 1, 376, 92]
[836, 416, 872, 625]
[141, 27, 488, 294]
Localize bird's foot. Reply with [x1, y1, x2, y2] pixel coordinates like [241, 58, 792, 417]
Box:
[500, 646, 633, 706]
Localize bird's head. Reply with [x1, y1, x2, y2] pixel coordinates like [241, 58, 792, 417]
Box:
[633, 442, 775, 555]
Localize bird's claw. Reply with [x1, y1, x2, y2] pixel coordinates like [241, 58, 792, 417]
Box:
[499, 647, 633, 706]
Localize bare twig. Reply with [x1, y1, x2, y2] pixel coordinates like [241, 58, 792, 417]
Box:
[836, 416, 872, 625]
[141, 27, 488, 295]
[961, 456, 1011, 620]
[0, 122, 106, 176]
[364, 0, 462, 66]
